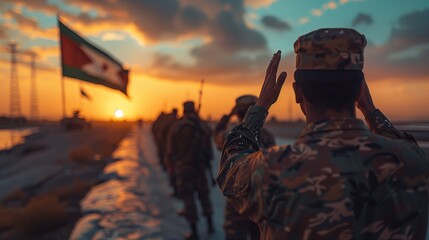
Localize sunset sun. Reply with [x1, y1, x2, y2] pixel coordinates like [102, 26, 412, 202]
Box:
[114, 109, 124, 119]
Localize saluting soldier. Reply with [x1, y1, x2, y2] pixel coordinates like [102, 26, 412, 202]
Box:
[214, 95, 275, 240]
[217, 28, 429, 239]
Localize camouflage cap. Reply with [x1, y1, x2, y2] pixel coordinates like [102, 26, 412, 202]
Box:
[294, 28, 367, 70]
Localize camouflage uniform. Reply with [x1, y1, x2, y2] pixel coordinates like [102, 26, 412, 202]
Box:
[168, 113, 214, 224]
[218, 106, 429, 239]
[217, 28, 429, 240]
[215, 113, 275, 240]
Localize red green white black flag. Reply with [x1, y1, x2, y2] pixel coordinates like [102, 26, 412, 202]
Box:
[58, 19, 129, 96]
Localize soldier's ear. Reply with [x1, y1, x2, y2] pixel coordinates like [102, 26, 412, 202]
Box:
[292, 82, 303, 104]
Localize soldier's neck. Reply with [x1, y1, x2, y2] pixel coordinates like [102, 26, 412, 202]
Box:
[305, 107, 356, 124]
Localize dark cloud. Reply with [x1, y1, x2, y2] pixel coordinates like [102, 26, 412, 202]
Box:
[261, 16, 291, 31]
[144, 46, 271, 85]
[351, 13, 373, 27]
[179, 5, 208, 29]
[4, 9, 39, 29]
[210, 10, 266, 52]
[59, 0, 268, 83]
[0, 0, 270, 85]
[2, 8, 56, 39]
[386, 8, 429, 52]
[364, 9, 429, 81]
[61, 0, 266, 52]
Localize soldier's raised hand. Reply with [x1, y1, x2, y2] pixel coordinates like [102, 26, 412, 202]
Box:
[256, 51, 287, 110]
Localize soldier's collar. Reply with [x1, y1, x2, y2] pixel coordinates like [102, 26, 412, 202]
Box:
[300, 117, 369, 137]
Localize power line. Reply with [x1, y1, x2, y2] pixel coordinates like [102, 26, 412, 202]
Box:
[9, 43, 21, 118]
[29, 52, 38, 120]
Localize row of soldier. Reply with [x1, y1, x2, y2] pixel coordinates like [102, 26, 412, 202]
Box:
[151, 27, 429, 240]
[152, 97, 267, 239]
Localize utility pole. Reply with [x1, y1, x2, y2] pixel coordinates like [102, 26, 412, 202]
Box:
[29, 52, 38, 120]
[9, 43, 21, 118]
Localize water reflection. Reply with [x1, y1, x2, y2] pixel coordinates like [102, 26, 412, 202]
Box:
[0, 127, 38, 151]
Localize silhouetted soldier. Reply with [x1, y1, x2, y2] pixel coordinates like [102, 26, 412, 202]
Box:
[152, 109, 178, 170]
[167, 101, 214, 240]
[158, 108, 179, 195]
[217, 28, 429, 239]
[214, 95, 275, 240]
[152, 111, 165, 168]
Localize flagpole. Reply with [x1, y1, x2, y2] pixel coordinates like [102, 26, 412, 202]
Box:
[57, 14, 66, 118]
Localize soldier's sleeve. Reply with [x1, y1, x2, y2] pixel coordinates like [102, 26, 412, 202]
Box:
[214, 115, 231, 150]
[366, 109, 417, 144]
[217, 105, 270, 222]
[261, 128, 276, 147]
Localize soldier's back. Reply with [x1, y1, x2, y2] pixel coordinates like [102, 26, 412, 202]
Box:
[246, 119, 429, 239]
[170, 118, 196, 163]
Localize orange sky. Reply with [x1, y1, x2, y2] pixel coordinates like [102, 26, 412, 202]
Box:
[1, 61, 428, 122]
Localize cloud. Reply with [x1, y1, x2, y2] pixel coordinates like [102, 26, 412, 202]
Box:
[261, 16, 291, 31]
[299, 17, 310, 25]
[244, 0, 277, 9]
[56, 0, 267, 84]
[2, 0, 58, 14]
[101, 32, 126, 41]
[60, 0, 267, 53]
[0, 0, 271, 87]
[387, 8, 429, 52]
[322, 1, 337, 10]
[4, 9, 39, 29]
[210, 9, 266, 52]
[303, 0, 364, 25]
[351, 13, 373, 27]
[311, 9, 323, 17]
[141, 48, 271, 85]
[364, 9, 429, 81]
[28, 45, 59, 61]
[2, 8, 57, 40]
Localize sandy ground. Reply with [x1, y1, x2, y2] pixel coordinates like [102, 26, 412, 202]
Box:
[71, 125, 227, 239]
[0, 123, 130, 200]
[0, 122, 131, 239]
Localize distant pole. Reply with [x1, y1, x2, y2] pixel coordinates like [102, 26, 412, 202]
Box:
[57, 15, 66, 118]
[9, 43, 21, 118]
[197, 78, 204, 114]
[289, 96, 293, 121]
[29, 52, 39, 120]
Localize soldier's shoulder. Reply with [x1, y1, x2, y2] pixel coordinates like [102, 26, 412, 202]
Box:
[368, 131, 427, 162]
[259, 142, 324, 177]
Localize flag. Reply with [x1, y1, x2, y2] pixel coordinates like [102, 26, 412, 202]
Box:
[58, 19, 129, 95]
[79, 87, 92, 101]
